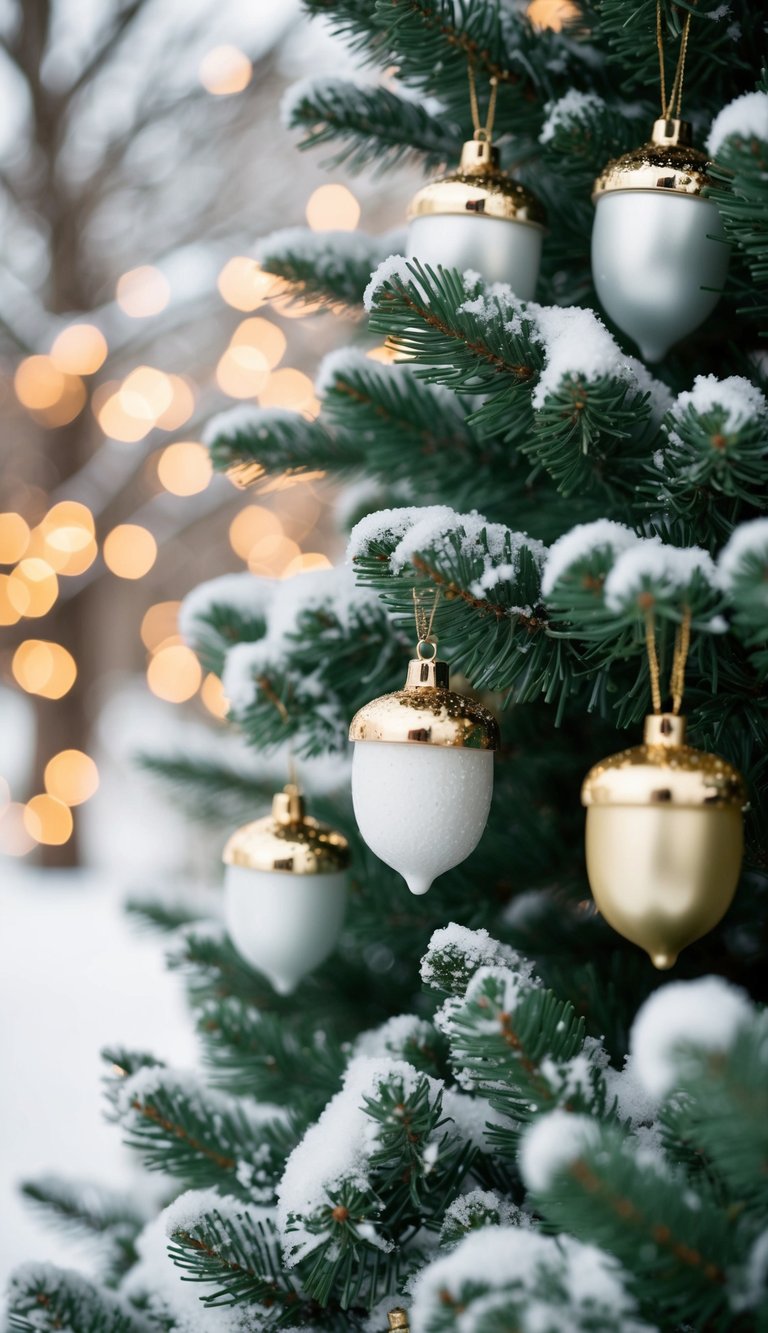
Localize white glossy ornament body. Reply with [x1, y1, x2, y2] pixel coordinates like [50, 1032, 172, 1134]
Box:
[225, 864, 347, 995]
[351, 742, 494, 896]
[592, 191, 728, 362]
[406, 213, 543, 298]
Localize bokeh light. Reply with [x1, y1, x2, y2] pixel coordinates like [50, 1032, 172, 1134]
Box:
[14, 355, 66, 409]
[36, 502, 97, 576]
[229, 504, 282, 559]
[216, 345, 270, 398]
[155, 375, 196, 430]
[157, 442, 212, 496]
[199, 44, 252, 95]
[306, 183, 360, 232]
[527, 0, 578, 28]
[283, 552, 332, 577]
[231, 317, 286, 370]
[24, 794, 73, 846]
[116, 266, 170, 317]
[0, 513, 30, 564]
[217, 258, 280, 312]
[96, 390, 152, 443]
[0, 802, 37, 856]
[147, 643, 202, 702]
[44, 750, 99, 806]
[12, 641, 77, 699]
[258, 368, 317, 414]
[119, 367, 174, 421]
[103, 525, 157, 579]
[8, 559, 59, 617]
[140, 600, 181, 651]
[200, 672, 229, 719]
[0, 575, 22, 625]
[51, 324, 108, 375]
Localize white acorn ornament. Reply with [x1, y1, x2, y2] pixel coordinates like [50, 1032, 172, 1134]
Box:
[223, 784, 349, 995]
[591, 116, 729, 362]
[349, 644, 498, 896]
[406, 69, 545, 297]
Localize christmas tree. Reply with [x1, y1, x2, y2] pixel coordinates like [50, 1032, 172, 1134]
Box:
[8, 2, 768, 1331]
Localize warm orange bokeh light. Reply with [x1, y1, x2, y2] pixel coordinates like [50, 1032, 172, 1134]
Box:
[116, 266, 170, 318]
[14, 355, 66, 409]
[147, 644, 202, 702]
[103, 525, 157, 579]
[216, 345, 270, 399]
[0, 575, 21, 625]
[8, 559, 58, 617]
[527, 0, 578, 28]
[231, 317, 286, 370]
[51, 323, 108, 375]
[157, 442, 212, 496]
[97, 392, 152, 443]
[119, 366, 174, 421]
[0, 802, 37, 856]
[35, 502, 97, 576]
[12, 640, 77, 699]
[44, 750, 100, 806]
[283, 552, 333, 577]
[229, 504, 283, 559]
[155, 375, 196, 430]
[306, 183, 360, 232]
[0, 513, 30, 564]
[24, 794, 73, 846]
[258, 368, 316, 413]
[217, 258, 280, 312]
[140, 600, 181, 651]
[200, 672, 229, 719]
[35, 375, 87, 428]
[199, 44, 252, 95]
[366, 343, 400, 365]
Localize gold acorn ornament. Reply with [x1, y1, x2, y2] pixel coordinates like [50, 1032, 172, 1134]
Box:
[349, 591, 498, 896]
[591, 5, 729, 362]
[406, 65, 546, 297]
[581, 609, 747, 969]
[223, 783, 349, 996]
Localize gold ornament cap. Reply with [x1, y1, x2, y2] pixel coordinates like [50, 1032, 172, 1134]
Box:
[408, 139, 546, 229]
[223, 785, 350, 875]
[348, 657, 499, 749]
[387, 1312, 410, 1331]
[581, 714, 747, 811]
[592, 119, 716, 201]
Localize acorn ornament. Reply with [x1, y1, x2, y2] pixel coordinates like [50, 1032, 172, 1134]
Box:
[591, 8, 728, 362]
[223, 784, 349, 995]
[406, 66, 545, 297]
[349, 593, 498, 896]
[581, 612, 747, 969]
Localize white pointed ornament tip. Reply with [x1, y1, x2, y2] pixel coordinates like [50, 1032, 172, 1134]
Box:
[349, 654, 498, 895]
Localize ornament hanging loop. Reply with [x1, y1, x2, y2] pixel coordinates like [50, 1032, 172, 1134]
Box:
[412, 585, 440, 654]
[655, 0, 696, 121]
[643, 604, 692, 715]
[468, 62, 499, 145]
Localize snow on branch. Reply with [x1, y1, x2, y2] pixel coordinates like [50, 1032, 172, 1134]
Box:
[707, 90, 768, 157]
[630, 976, 753, 1100]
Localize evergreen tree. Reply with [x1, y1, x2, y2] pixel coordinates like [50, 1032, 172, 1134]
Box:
[8, 3, 768, 1331]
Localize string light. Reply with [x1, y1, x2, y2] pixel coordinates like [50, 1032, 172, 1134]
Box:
[154, 376, 196, 430]
[526, 0, 578, 30]
[0, 802, 37, 856]
[119, 367, 174, 421]
[157, 442, 212, 496]
[199, 44, 252, 95]
[116, 266, 170, 317]
[200, 672, 229, 719]
[12, 641, 77, 699]
[217, 258, 280, 312]
[0, 575, 22, 625]
[44, 750, 99, 806]
[147, 643, 202, 702]
[140, 600, 181, 651]
[0, 513, 30, 564]
[216, 345, 270, 398]
[14, 356, 66, 409]
[35, 502, 97, 577]
[258, 368, 316, 414]
[229, 505, 283, 560]
[50, 324, 108, 375]
[231, 318, 286, 370]
[283, 552, 332, 577]
[8, 559, 58, 617]
[306, 183, 361, 232]
[103, 525, 157, 579]
[24, 794, 73, 846]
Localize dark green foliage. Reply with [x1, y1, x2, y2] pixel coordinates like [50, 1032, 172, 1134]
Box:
[7, 1265, 151, 1333]
[258, 228, 396, 309]
[20, 1178, 146, 1285]
[167, 1205, 304, 1315]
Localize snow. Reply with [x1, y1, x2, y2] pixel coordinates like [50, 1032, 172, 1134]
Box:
[541, 520, 637, 598]
[409, 1225, 652, 1332]
[202, 404, 300, 447]
[350, 505, 546, 585]
[630, 976, 752, 1099]
[731, 1229, 768, 1313]
[276, 1056, 442, 1266]
[258, 225, 387, 271]
[717, 517, 768, 590]
[519, 1111, 600, 1192]
[530, 305, 657, 411]
[347, 503, 454, 561]
[435, 964, 539, 1049]
[539, 90, 605, 144]
[160, 1186, 272, 1239]
[603, 539, 716, 612]
[316, 346, 379, 398]
[363, 253, 417, 310]
[8, 1261, 153, 1333]
[420, 922, 530, 990]
[123, 1211, 253, 1333]
[179, 572, 275, 645]
[603, 1058, 659, 1129]
[707, 90, 768, 158]
[353, 1014, 437, 1061]
[441, 1088, 510, 1150]
[669, 374, 767, 433]
[440, 1188, 532, 1239]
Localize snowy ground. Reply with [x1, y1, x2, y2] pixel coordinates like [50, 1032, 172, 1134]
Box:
[0, 865, 199, 1299]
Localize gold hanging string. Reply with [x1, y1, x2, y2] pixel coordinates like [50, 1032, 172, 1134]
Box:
[644, 608, 663, 715]
[258, 673, 298, 788]
[412, 585, 440, 653]
[670, 605, 692, 715]
[655, 1, 696, 121]
[644, 605, 692, 715]
[468, 62, 499, 143]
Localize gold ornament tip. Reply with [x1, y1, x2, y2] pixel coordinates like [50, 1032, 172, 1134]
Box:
[651, 952, 678, 971]
[223, 787, 349, 875]
[387, 1312, 410, 1331]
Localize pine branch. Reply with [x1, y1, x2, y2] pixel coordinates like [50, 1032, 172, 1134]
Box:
[168, 1204, 304, 1316]
[20, 1178, 146, 1286]
[258, 227, 398, 309]
[135, 753, 279, 825]
[7, 1264, 151, 1333]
